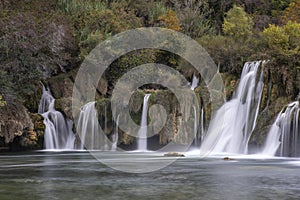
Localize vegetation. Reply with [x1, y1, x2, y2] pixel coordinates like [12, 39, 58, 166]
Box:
[0, 0, 299, 104]
[0, 95, 5, 106]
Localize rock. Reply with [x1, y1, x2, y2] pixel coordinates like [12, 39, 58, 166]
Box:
[54, 97, 73, 119]
[164, 152, 185, 157]
[0, 100, 33, 144]
[48, 74, 74, 99]
[97, 77, 108, 96]
[223, 157, 234, 161]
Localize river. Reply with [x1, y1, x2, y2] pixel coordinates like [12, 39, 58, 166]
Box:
[0, 151, 300, 200]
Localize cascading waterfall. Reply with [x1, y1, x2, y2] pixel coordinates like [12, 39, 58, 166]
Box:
[137, 94, 151, 151]
[200, 61, 264, 154]
[262, 101, 300, 157]
[38, 85, 75, 149]
[77, 102, 99, 149]
[76, 101, 112, 150]
[191, 74, 200, 146]
[111, 114, 119, 151]
[200, 106, 206, 142]
[190, 74, 199, 90]
[193, 105, 199, 146]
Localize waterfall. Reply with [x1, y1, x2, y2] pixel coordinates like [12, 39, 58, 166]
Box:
[38, 85, 75, 149]
[193, 106, 199, 146]
[200, 61, 264, 154]
[76, 101, 111, 150]
[262, 101, 300, 157]
[137, 94, 151, 151]
[190, 74, 199, 90]
[111, 114, 119, 151]
[200, 106, 206, 143]
[191, 74, 200, 146]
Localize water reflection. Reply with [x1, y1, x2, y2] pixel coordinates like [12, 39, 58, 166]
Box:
[0, 152, 300, 200]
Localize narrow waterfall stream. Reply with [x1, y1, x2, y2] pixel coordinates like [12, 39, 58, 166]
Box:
[190, 74, 199, 90]
[262, 101, 300, 157]
[38, 85, 75, 149]
[111, 114, 119, 151]
[200, 61, 264, 154]
[137, 94, 151, 151]
[200, 106, 206, 143]
[190, 74, 200, 147]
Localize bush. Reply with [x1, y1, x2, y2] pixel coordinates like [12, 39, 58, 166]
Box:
[262, 21, 300, 55]
[222, 5, 254, 41]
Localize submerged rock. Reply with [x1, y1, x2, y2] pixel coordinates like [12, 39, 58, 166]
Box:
[163, 152, 185, 157]
[223, 157, 234, 161]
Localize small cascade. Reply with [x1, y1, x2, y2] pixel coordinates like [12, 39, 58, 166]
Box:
[193, 105, 199, 146]
[191, 74, 200, 146]
[137, 94, 151, 151]
[38, 85, 75, 149]
[77, 102, 105, 150]
[200, 106, 206, 142]
[190, 74, 199, 90]
[111, 114, 119, 151]
[76, 101, 111, 150]
[200, 61, 264, 154]
[262, 101, 300, 157]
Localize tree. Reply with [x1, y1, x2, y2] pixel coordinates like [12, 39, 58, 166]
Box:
[171, 0, 213, 38]
[0, 95, 6, 106]
[262, 21, 300, 55]
[158, 10, 182, 31]
[222, 5, 254, 41]
[281, 0, 300, 24]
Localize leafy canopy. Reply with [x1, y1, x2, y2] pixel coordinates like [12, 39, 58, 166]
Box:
[222, 5, 254, 41]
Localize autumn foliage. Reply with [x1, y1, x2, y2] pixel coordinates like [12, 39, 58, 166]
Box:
[158, 10, 182, 32]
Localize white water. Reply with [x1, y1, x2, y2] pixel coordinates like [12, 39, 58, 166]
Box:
[137, 94, 151, 151]
[190, 74, 199, 90]
[193, 106, 199, 146]
[262, 101, 300, 157]
[76, 102, 112, 150]
[77, 102, 103, 150]
[38, 85, 75, 149]
[111, 114, 119, 151]
[200, 106, 206, 142]
[191, 74, 200, 146]
[200, 61, 264, 154]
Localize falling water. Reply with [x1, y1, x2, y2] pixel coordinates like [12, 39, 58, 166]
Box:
[262, 101, 300, 157]
[77, 102, 98, 149]
[137, 94, 151, 151]
[111, 114, 119, 151]
[200, 61, 264, 154]
[38, 85, 75, 149]
[193, 106, 199, 146]
[76, 102, 110, 150]
[190, 74, 199, 90]
[191, 74, 199, 146]
[200, 106, 206, 142]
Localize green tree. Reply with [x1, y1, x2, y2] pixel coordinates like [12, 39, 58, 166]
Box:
[222, 5, 254, 41]
[281, 0, 300, 24]
[0, 95, 6, 106]
[262, 21, 300, 54]
[172, 0, 213, 38]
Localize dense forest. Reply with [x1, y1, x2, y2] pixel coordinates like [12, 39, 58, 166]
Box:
[0, 0, 299, 150]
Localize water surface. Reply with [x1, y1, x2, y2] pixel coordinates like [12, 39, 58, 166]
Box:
[0, 151, 300, 200]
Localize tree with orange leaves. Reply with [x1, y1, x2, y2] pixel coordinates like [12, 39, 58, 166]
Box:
[281, 0, 300, 24]
[158, 10, 182, 32]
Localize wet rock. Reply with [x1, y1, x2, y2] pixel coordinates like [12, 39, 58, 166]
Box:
[164, 152, 185, 157]
[223, 157, 234, 161]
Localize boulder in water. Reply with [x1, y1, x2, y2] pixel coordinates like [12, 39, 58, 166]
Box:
[223, 157, 234, 161]
[164, 152, 185, 157]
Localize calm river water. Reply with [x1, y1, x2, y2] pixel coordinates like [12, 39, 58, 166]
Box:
[0, 151, 300, 200]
